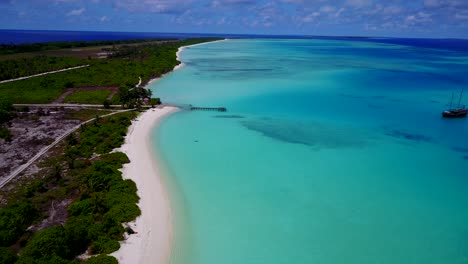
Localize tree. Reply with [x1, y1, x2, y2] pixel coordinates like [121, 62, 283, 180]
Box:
[0, 247, 17, 264]
[0, 202, 38, 247]
[0, 110, 11, 124]
[103, 100, 111, 109]
[19, 226, 71, 260]
[150, 98, 161, 108]
[86, 255, 118, 264]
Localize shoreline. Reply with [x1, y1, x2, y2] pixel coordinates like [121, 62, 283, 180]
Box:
[111, 106, 179, 264]
[112, 38, 226, 264]
[147, 39, 227, 86]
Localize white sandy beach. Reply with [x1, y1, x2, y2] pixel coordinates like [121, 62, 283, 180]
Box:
[112, 106, 178, 264]
[113, 39, 227, 264]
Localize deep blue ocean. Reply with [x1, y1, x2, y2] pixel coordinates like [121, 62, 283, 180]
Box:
[1, 29, 468, 53]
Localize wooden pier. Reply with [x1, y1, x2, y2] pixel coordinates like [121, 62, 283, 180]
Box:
[190, 106, 227, 112]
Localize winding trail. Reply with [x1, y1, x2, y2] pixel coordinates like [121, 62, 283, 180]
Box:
[0, 109, 134, 189]
[0, 65, 90, 84]
[13, 103, 125, 108]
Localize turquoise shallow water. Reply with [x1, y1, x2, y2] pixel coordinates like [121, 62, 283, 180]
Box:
[149, 39, 468, 264]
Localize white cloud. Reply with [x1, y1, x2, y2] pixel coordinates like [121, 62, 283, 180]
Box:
[100, 15, 109, 22]
[455, 11, 468, 20]
[66, 7, 85, 16]
[302, 11, 320, 23]
[404, 11, 432, 26]
[320, 5, 335, 13]
[424, 0, 440, 7]
[116, 0, 193, 14]
[346, 0, 372, 8]
[333, 7, 345, 18]
[383, 5, 403, 15]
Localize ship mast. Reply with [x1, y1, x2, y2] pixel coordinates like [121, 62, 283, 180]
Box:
[457, 88, 464, 108]
[449, 92, 454, 109]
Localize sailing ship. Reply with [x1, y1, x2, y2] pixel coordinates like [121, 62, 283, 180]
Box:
[442, 88, 467, 118]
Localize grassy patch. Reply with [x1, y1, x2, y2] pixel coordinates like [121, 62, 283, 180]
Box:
[0, 56, 85, 81]
[63, 90, 112, 104]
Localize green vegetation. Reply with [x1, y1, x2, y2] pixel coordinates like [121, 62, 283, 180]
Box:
[0, 111, 142, 263]
[0, 38, 219, 104]
[69, 115, 132, 158]
[63, 109, 114, 122]
[118, 84, 152, 108]
[0, 202, 38, 246]
[86, 255, 118, 264]
[0, 56, 85, 81]
[0, 39, 171, 55]
[103, 99, 111, 109]
[63, 90, 112, 104]
[0, 247, 17, 264]
[150, 98, 161, 107]
[0, 37, 219, 262]
[0, 127, 12, 141]
[0, 101, 13, 141]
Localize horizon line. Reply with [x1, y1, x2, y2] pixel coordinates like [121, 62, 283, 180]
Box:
[1, 28, 467, 41]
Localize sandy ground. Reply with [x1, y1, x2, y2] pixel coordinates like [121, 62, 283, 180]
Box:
[0, 110, 80, 180]
[111, 106, 178, 264]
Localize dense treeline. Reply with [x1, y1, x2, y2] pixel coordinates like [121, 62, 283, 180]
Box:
[0, 112, 139, 263]
[0, 56, 85, 81]
[0, 38, 220, 104]
[0, 38, 174, 55]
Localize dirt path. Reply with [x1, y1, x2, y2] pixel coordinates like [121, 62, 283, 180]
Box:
[0, 65, 89, 84]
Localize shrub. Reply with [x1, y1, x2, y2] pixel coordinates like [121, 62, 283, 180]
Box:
[150, 97, 161, 107]
[0, 247, 17, 264]
[16, 255, 77, 264]
[64, 215, 93, 256]
[89, 237, 120, 255]
[103, 100, 111, 109]
[86, 255, 118, 264]
[23, 179, 47, 198]
[66, 134, 78, 146]
[0, 127, 12, 141]
[0, 110, 11, 124]
[0, 202, 38, 247]
[19, 226, 70, 260]
[64, 81, 74, 88]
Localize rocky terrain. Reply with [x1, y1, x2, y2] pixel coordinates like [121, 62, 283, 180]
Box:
[0, 108, 80, 180]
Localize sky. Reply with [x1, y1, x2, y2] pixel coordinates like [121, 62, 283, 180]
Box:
[1, 0, 468, 38]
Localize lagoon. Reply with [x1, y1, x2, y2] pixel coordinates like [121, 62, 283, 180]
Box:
[150, 39, 468, 264]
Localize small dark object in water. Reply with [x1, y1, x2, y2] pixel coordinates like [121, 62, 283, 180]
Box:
[463, 156, 468, 160]
[443, 88, 467, 118]
[213, 115, 245, 119]
[442, 108, 467, 118]
[190, 106, 227, 112]
[194, 140, 199, 143]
